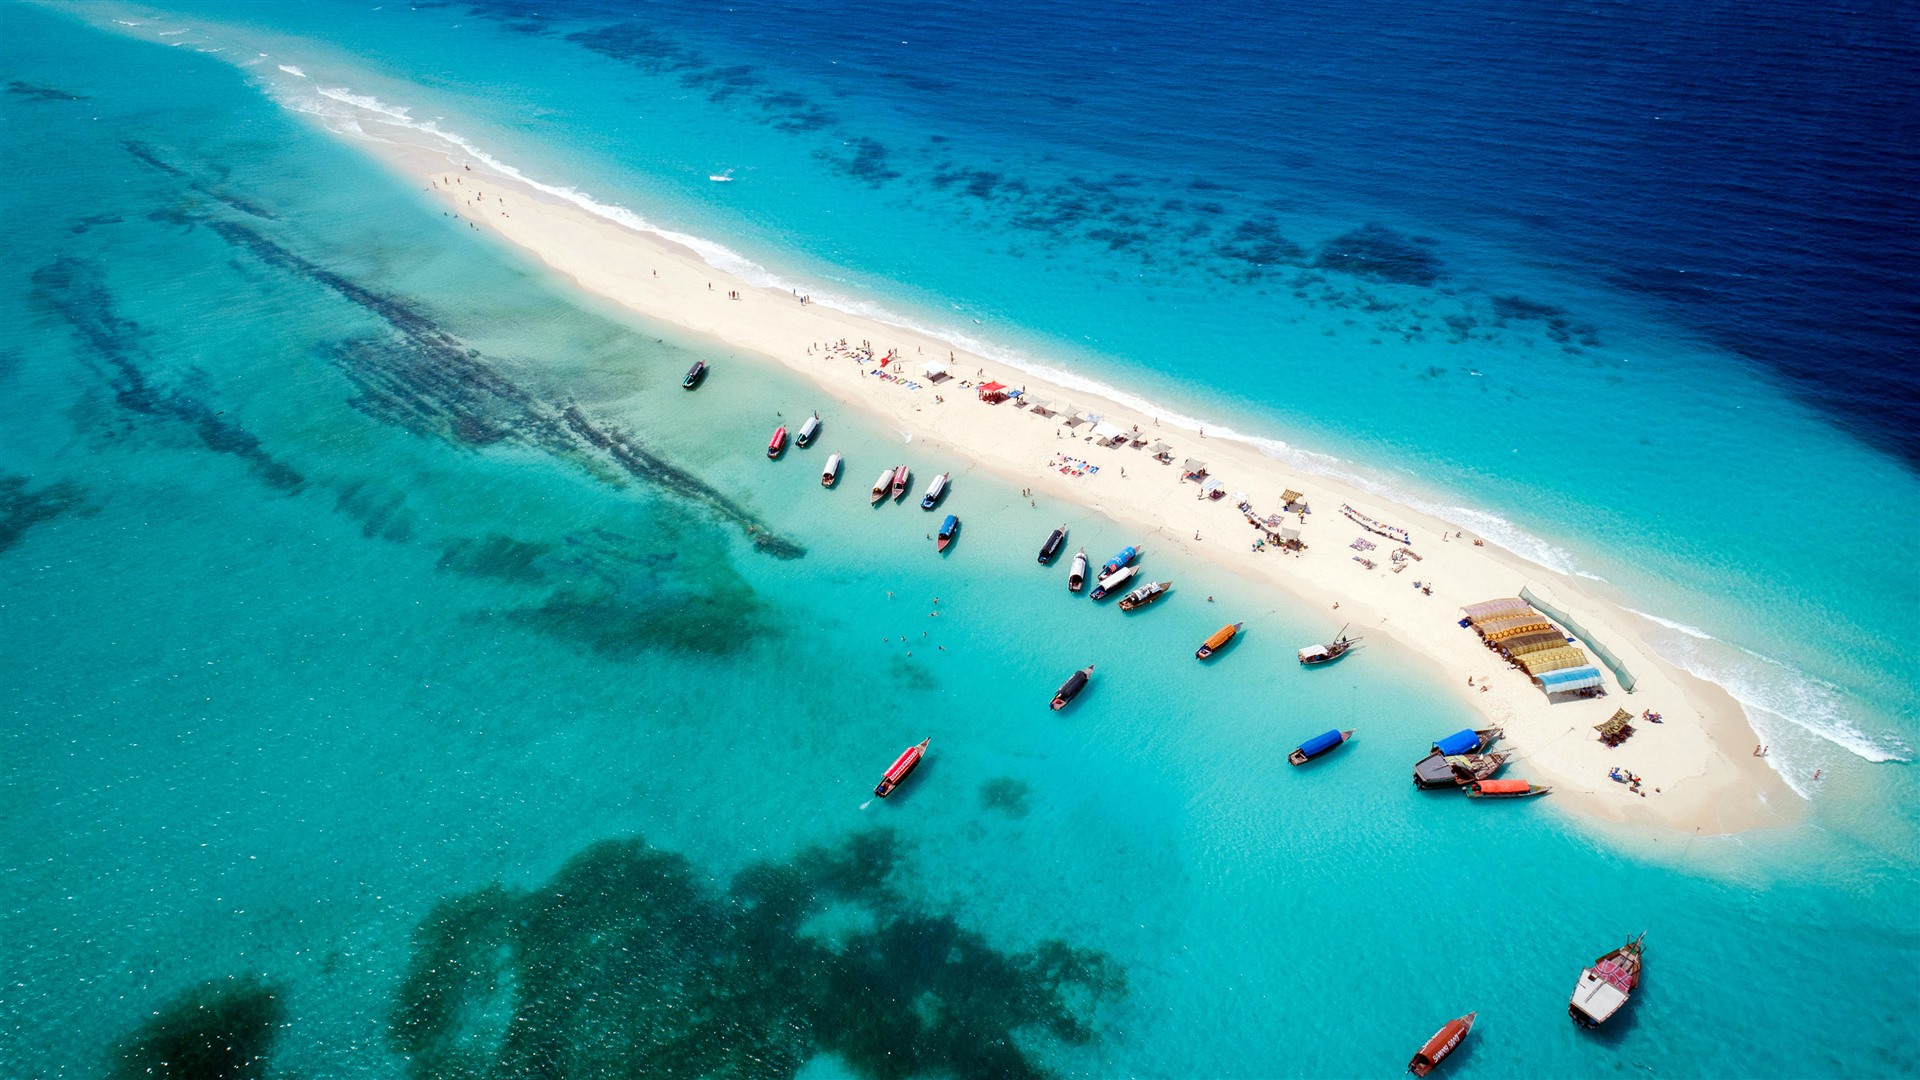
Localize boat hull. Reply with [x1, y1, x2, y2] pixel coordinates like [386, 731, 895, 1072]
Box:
[1289, 729, 1353, 766]
[1569, 937, 1644, 1028]
[1038, 527, 1066, 564]
[1050, 667, 1093, 710]
[874, 738, 929, 798]
[937, 515, 958, 552]
[1408, 1012, 1475, 1076]
[890, 466, 910, 501]
[1068, 551, 1088, 592]
[1117, 581, 1170, 611]
[1196, 622, 1242, 660]
[767, 427, 787, 459]
[822, 453, 842, 487]
[920, 473, 949, 510]
[796, 416, 820, 448]
[682, 361, 707, 389]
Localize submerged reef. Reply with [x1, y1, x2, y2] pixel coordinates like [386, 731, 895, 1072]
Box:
[109, 976, 284, 1080]
[390, 829, 1123, 1078]
[0, 472, 92, 555]
[1314, 223, 1443, 287]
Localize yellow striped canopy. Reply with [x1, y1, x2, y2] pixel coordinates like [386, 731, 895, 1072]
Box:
[1463, 598, 1531, 623]
[1473, 613, 1539, 636]
[1501, 630, 1568, 657]
[1486, 620, 1556, 643]
[1519, 647, 1589, 674]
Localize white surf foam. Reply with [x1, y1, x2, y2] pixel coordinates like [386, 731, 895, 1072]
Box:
[278, 65, 307, 78]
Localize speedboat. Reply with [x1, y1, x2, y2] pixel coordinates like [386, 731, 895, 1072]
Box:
[936, 514, 959, 552]
[1089, 564, 1137, 601]
[1289, 728, 1353, 766]
[890, 464, 910, 501]
[682, 360, 707, 389]
[796, 413, 821, 448]
[1117, 580, 1171, 611]
[873, 738, 928, 798]
[1037, 525, 1067, 564]
[920, 471, 949, 510]
[1407, 1012, 1476, 1076]
[1569, 934, 1646, 1028]
[821, 452, 842, 487]
[1051, 665, 1094, 710]
[1196, 622, 1242, 660]
[1100, 545, 1139, 577]
[870, 469, 894, 505]
[766, 425, 787, 460]
[1067, 549, 1089, 592]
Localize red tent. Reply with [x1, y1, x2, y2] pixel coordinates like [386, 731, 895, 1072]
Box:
[977, 381, 1009, 402]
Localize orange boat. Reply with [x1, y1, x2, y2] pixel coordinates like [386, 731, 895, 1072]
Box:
[874, 738, 929, 798]
[1407, 1011, 1475, 1076]
[1466, 778, 1552, 799]
[1196, 622, 1242, 660]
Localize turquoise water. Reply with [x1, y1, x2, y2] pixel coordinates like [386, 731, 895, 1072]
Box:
[3, 4, 1917, 1077]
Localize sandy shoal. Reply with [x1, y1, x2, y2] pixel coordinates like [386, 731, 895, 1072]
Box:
[355, 127, 1797, 837]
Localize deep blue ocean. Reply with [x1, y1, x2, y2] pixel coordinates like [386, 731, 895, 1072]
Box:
[3, 1, 1917, 1076]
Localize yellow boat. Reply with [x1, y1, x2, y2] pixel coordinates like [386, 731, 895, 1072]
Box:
[1196, 622, 1243, 660]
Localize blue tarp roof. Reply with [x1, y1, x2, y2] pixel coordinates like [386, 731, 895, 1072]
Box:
[1299, 729, 1344, 757]
[1434, 729, 1481, 756]
[1537, 666, 1604, 692]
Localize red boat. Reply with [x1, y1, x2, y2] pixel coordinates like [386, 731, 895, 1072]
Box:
[890, 464, 910, 501]
[874, 738, 929, 798]
[1408, 1012, 1475, 1076]
[767, 425, 788, 459]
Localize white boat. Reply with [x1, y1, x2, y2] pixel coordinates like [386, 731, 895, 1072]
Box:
[1068, 549, 1089, 592]
[919, 472, 949, 510]
[709, 169, 734, 182]
[871, 469, 894, 505]
[1090, 564, 1137, 601]
[822, 452, 842, 487]
[796, 413, 821, 448]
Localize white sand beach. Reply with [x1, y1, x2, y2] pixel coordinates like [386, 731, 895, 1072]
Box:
[352, 129, 1795, 836]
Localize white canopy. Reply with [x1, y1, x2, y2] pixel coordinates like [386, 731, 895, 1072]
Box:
[1200, 477, 1223, 494]
[1091, 421, 1127, 441]
[923, 360, 949, 377]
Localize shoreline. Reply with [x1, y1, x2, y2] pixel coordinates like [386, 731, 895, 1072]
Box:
[332, 116, 1794, 835]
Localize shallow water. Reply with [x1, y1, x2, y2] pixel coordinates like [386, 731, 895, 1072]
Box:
[3, 3, 1917, 1076]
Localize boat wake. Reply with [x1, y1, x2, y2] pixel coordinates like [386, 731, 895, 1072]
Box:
[858, 799, 873, 811]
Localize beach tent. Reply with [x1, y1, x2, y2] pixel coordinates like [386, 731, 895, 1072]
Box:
[1091, 421, 1128, 444]
[1280, 488, 1306, 509]
[1500, 629, 1569, 657]
[1059, 403, 1087, 425]
[922, 360, 951, 381]
[1596, 709, 1636, 736]
[1517, 646, 1589, 675]
[1473, 613, 1547, 638]
[1463, 598, 1532, 623]
[977, 381, 1010, 402]
[1536, 666, 1605, 694]
[1028, 399, 1055, 416]
[1129, 430, 1150, 446]
[1485, 619, 1556, 643]
[1279, 526, 1302, 542]
[1183, 458, 1209, 477]
[1148, 440, 1172, 457]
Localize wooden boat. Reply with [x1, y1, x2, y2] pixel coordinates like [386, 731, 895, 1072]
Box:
[1407, 1012, 1476, 1076]
[1432, 727, 1504, 756]
[873, 738, 929, 798]
[920, 471, 950, 510]
[1413, 751, 1510, 789]
[1051, 665, 1094, 710]
[870, 468, 894, 505]
[767, 425, 788, 459]
[1117, 580, 1171, 611]
[1067, 549, 1089, 592]
[1465, 778, 1552, 798]
[1196, 622, 1243, 660]
[796, 413, 821, 448]
[821, 452, 842, 487]
[1289, 728, 1353, 765]
[890, 464, 910, 501]
[682, 359, 707, 389]
[1037, 525, 1067, 565]
[1100, 545, 1139, 577]
[1569, 933, 1646, 1028]
[1089, 564, 1137, 601]
[1298, 624, 1360, 666]
[936, 514, 959, 552]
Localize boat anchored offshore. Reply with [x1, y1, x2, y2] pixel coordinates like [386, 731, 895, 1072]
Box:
[796, 412, 821, 448]
[822, 452, 842, 487]
[1433, 727, 1504, 756]
[1407, 1012, 1476, 1076]
[920, 472, 950, 510]
[1298, 624, 1360, 666]
[873, 738, 929, 798]
[870, 468, 895, 505]
[1569, 933, 1646, 1029]
[937, 514, 959, 552]
[1289, 729, 1354, 766]
[1051, 665, 1094, 710]
[1067, 549, 1089, 592]
[1466, 779, 1552, 798]
[1100, 545, 1139, 577]
[1038, 525, 1067, 564]
[1089, 564, 1137, 601]
[1117, 580, 1171, 611]
[1413, 751, 1510, 789]
[682, 359, 707, 389]
[767, 425, 788, 459]
[1196, 622, 1242, 660]
[890, 464, 910, 501]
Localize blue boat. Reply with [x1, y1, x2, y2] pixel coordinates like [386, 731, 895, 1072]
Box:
[936, 514, 959, 553]
[1100, 545, 1138, 577]
[1289, 728, 1354, 766]
[1433, 727, 1503, 756]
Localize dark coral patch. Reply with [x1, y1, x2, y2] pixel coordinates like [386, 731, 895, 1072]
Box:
[0, 473, 91, 555]
[1314, 223, 1443, 287]
[109, 976, 284, 1080]
[978, 776, 1032, 818]
[9, 80, 88, 102]
[390, 830, 1122, 1079]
